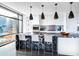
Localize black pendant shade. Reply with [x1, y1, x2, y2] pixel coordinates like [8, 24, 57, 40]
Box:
[29, 13, 33, 20]
[68, 11, 74, 19]
[54, 3, 59, 19]
[68, 2, 74, 19]
[41, 12, 45, 19]
[54, 12, 59, 19]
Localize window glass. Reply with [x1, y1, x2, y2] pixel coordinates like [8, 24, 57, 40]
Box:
[0, 16, 19, 36]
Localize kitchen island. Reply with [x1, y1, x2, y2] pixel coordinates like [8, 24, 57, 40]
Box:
[58, 37, 79, 56]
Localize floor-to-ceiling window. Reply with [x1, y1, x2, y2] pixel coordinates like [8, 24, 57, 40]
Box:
[0, 3, 23, 47]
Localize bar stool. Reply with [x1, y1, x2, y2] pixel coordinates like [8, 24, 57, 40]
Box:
[16, 33, 26, 56]
[18, 33, 27, 55]
[52, 36, 58, 56]
[44, 34, 52, 56]
[25, 35, 32, 56]
[38, 34, 45, 56]
[19, 33, 26, 49]
[16, 34, 20, 50]
[25, 35, 32, 51]
[31, 34, 39, 56]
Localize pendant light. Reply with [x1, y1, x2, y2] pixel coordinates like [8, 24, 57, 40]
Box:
[41, 5, 45, 19]
[29, 6, 33, 20]
[54, 3, 59, 19]
[68, 2, 74, 19]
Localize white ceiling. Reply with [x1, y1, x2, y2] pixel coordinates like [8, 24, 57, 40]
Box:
[1, 2, 79, 17]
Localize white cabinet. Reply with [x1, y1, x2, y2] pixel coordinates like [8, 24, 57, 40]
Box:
[58, 38, 79, 56]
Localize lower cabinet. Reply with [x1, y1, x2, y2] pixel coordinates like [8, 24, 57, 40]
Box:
[58, 38, 79, 56]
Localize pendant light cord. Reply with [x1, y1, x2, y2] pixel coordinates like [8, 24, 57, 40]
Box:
[41, 5, 44, 13]
[70, 2, 72, 11]
[54, 3, 59, 19]
[30, 5, 32, 14]
[70, 2, 74, 11]
[68, 2, 74, 19]
[55, 3, 57, 12]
